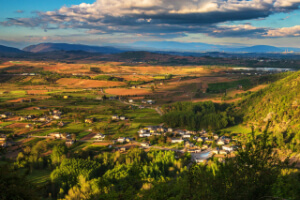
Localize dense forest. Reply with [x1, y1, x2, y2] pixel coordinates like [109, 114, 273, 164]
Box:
[162, 101, 236, 131]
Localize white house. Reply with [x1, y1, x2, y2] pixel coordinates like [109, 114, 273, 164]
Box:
[53, 115, 61, 120]
[112, 115, 119, 120]
[139, 133, 151, 137]
[183, 134, 191, 138]
[217, 139, 225, 146]
[94, 133, 106, 140]
[171, 138, 184, 144]
[141, 142, 150, 147]
[222, 145, 236, 152]
[25, 124, 33, 128]
[120, 116, 126, 121]
[117, 137, 126, 143]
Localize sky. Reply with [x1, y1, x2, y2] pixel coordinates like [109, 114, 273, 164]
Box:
[1, 0, 300, 49]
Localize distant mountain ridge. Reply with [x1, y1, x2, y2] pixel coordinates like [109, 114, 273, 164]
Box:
[0, 45, 23, 53]
[22, 43, 124, 54]
[1, 42, 300, 55]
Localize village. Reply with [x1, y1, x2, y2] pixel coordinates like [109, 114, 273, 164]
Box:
[0, 104, 237, 163]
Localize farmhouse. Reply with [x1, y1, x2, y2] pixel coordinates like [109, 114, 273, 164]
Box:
[19, 116, 28, 121]
[168, 128, 173, 132]
[217, 139, 225, 146]
[120, 116, 126, 121]
[222, 145, 236, 152]
[25, 124, 33, 128]
[112, 115, 120, 120]
[139, 132, 151, 137]
[146, 100, 155, 105]
[171, 138, 184, 144]
[53, 115, 61, 120]
[183, 134, 191, 138]
[93, 133, 106, 140]
[141, 142, 150, 148]
[117, 137, 126, 144]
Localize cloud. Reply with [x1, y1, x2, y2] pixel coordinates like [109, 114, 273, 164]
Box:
[207, 24, 268, 38]
[266, 25, 300, 37]
[1, 0, 300, 39]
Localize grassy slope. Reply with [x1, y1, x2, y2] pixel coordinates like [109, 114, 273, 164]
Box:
[237, 71, 300, 149]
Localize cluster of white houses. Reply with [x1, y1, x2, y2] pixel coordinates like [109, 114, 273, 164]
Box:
[138, 126, 236, 154]
[111, 115, 127, 121]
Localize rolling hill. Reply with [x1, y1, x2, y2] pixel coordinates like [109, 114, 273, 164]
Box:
[0, 45, 23, 53]
[23, 43, 124, 54]
[238, 71, 300, 150]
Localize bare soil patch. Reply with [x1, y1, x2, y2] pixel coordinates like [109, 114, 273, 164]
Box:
[105, 88, 151, 96]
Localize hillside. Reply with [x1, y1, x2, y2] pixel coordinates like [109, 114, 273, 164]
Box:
[23, 43, 124, 54]
[0, 45, 23, 53]
[238, 71, 300, 150]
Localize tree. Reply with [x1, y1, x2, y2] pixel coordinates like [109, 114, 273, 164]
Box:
[51, 142, 67, 165]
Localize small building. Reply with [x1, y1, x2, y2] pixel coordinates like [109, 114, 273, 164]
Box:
[129, 99, 134, 103]
[94, 133, 106, 140]
[168, 128, 173, 132]
[125, 138, 134, 143]
[85, 119, 94, 123]
[119, 147, 127, 152]
[141, 142, 150, 148]
[25, 124, 33, 128]
[0, 134, 7, 141]
[112, 115, 119, 120]
[171, 138, 184, 144]
[196, 137, 204, 143]
[139, 133, 151, 137]
[147, 100, 155, 105]
[39, 117, 48, 122]
[213, 134, 219, 140]
[219, 150, 228, 155]
[117, 137, 126, 144]
[138, 129, 147, 134]
[217, 139, 225, 146]
[19, 116, 28, 121]
[120, 116, 126, 121]
[53, 115, 61, 120]
[212, 149, 219, 154]
[52, 110, 62, 115]
[222, 145, 236, 152]
[183, 134, 191, 138]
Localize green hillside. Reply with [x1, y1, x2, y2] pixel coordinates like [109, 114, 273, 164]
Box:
[237, 71, 300, 150]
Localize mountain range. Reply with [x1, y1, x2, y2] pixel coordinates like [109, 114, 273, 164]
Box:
[0, 42, 299, 55]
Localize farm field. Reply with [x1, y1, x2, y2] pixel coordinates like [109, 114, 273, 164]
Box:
[1, 59, 290, 200]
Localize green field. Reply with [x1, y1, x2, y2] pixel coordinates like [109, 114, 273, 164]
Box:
[208, 79, 253, 93]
